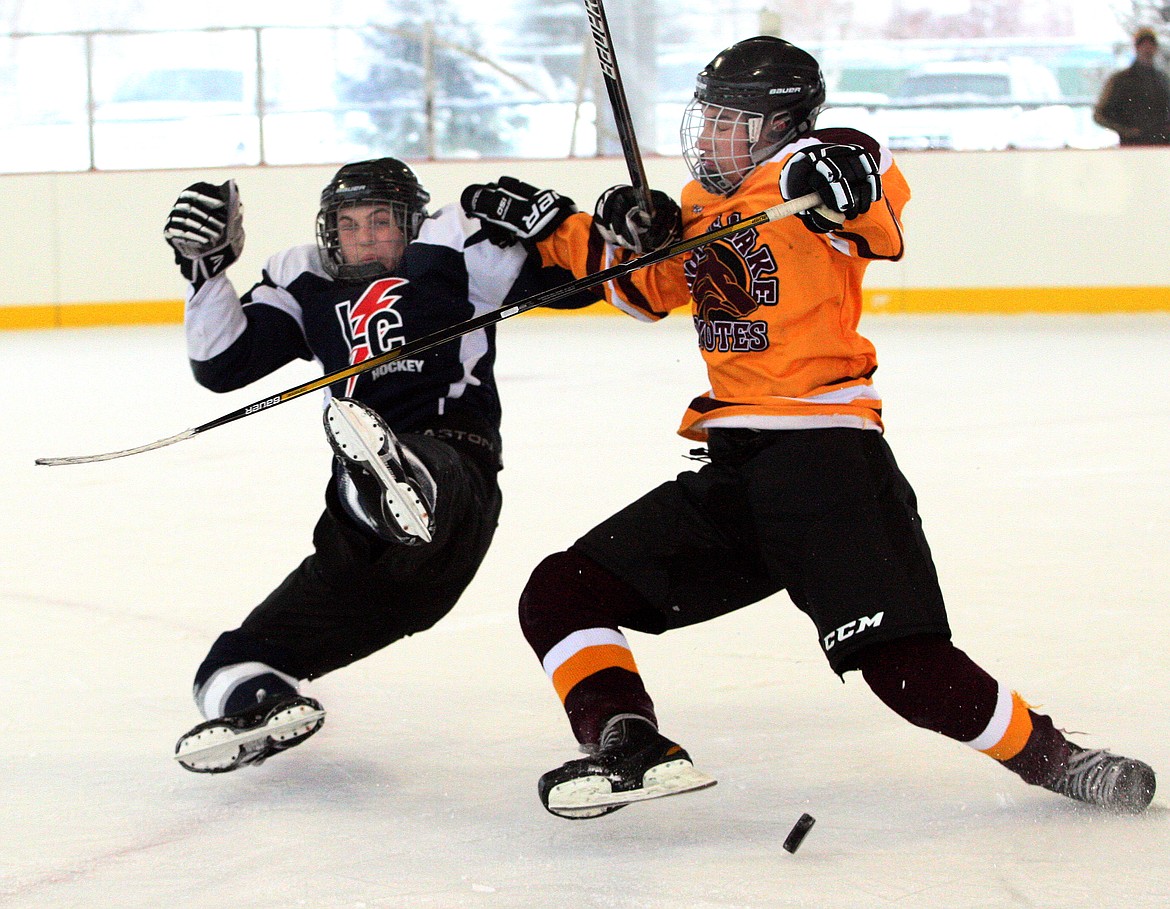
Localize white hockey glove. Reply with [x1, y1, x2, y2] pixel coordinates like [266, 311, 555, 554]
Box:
[593, 185, 682, 254]
[164, 179, 245, 286]
[460, 176, 576, 247]
[779, 144, 881, 234]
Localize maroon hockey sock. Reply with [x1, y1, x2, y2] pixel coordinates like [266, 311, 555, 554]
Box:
[857, 635, 999, 741]
[563, 667, 657, 748]
[519, 549, 657, 746]
[999, 711, 1071, 785]
[857, 635, 1071, 785]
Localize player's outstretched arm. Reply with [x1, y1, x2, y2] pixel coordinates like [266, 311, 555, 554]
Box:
[460, 176, 577, 247]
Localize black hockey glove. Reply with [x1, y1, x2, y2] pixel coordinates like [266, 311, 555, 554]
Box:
[593, 185, 682, 254]
[164, 179, 245, 286]
[460, 176, 577, 247]
[779, 144, 881, 234]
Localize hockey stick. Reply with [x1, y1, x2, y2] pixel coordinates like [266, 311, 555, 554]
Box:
[583, 0, 655, 217]
[35, 192, 823, 467]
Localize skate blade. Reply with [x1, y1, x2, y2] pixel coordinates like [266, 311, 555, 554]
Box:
[377, 471, 433, 544]
[174, 704, 326, 769]
[327, 400, 433, 543]
[547, 759, 717, 815]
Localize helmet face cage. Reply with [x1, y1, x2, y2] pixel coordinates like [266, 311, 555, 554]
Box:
[681, 37, 826, 196]
[681, 101, 772, 197]
[316, 158, 430, 282]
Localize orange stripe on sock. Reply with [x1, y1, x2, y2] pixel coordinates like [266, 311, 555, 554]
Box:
[981, 691, 1034, 761]
[551, 644, 639, 702]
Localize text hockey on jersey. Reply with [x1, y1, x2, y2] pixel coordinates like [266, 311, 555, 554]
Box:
[535, 127, 910, 442]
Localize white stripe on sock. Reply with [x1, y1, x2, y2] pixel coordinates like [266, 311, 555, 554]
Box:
[963, 682, 1012, 751]
[541, 628, 630, 679]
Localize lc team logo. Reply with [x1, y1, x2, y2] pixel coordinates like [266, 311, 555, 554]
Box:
[335, 277, 409, 396]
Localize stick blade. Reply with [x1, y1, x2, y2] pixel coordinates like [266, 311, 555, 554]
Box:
[35, 429, 196, 466]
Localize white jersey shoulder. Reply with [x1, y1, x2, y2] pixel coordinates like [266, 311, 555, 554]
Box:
[186, 245, 322, 362]
[261, 243, 330, 287]
[417, 202, 529, 315]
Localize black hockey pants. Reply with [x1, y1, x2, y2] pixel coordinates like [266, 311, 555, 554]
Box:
[195, 433, 502, 686]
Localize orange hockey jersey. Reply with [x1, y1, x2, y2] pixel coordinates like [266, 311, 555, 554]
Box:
[534, 127, 909, 441]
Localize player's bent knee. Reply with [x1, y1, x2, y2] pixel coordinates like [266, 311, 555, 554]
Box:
[519, 548, 653, 652]
[518, 550, 585, 636]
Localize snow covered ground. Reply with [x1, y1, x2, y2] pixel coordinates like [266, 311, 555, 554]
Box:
[2, 313, 1168, 908]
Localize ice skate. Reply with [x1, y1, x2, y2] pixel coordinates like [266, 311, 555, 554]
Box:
[325, 397, 435, 544]
[538, 716, 716, 819]
[1041, 744, 1156, 813]
[174, 694, 325, 773]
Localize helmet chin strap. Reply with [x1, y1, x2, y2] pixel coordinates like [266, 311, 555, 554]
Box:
[335, 259, 393, 283]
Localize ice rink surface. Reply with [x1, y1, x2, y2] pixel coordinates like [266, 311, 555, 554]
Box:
[3, 313, 1168, 908]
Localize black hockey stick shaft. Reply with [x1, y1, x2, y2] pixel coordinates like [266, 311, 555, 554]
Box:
[583, 0, 655, 217]
[35, 193, 822, 467]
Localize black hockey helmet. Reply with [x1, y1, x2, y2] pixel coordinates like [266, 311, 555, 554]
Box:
[316, 157, 431, 282]
[696, 37, 825, 129]
[682, 37, 827, 195]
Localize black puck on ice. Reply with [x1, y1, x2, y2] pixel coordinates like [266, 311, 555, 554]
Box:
[782, 813, 816, 854]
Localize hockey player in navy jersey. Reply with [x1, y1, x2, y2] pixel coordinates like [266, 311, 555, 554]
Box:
[164, 158, 582, 772]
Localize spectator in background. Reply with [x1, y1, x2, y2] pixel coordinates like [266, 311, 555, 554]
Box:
[1094, 27, 1170, 145]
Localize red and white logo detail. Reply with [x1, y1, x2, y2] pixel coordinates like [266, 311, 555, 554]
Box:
[336, 277, 409, 396]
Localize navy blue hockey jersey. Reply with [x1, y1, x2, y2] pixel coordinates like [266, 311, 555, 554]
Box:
[184, 204, 585, 469]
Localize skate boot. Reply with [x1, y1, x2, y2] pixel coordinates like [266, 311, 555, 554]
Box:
[174, 694, 325, 773]
[538, 715, 716, 819]
[1041, 744, 1156, 813]
[325, 397, 436, 544]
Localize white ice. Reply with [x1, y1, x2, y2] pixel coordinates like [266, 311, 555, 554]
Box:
[2, 313, 1168, 908]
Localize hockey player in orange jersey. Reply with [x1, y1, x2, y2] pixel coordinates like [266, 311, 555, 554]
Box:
[463, 36, 1156, 819]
